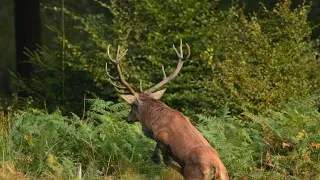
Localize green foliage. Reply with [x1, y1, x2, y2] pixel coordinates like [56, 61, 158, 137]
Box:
[82, 0, 319, 115]
[195, 95, 320, 179]
[208, 1, 319, 114]
[3, 100, 162, 179]
[12, 0, 319, 116]
[12, 45, 110, 114]
[7, 1, 320, 178]
[2, 0, 320, 178]
[196, 108, 257, 177]
[63, 1, 320, 112]
[243, 95, 320, 179]
[1, 95, 320, 179]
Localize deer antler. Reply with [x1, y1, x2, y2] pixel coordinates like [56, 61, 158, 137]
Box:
[144, 39, 190, 94]
[106, 44, 136, 95]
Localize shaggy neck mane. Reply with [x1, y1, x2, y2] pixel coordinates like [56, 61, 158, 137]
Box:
[139, 93, 170, 123]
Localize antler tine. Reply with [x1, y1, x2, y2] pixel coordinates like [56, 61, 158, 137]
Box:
[173, 40, 191, 60]
[173, 44, 182, 59]
[139, 80, 144, 92]
[144, 39, 190, 94]
[185, 43, 191, 59]
[179, 39, 183, 57]
[116, 45, 120, 61]
[161, 65, 167, 79]
[119, 49, 128, 60]
[105, 63, 118, 80]
[107, 45, 117, 63]
[109, 80, 127, 90]
[106, 44, 136, 95]
[114, 86, 128, 94]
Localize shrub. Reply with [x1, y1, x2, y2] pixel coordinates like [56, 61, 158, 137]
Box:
[14, 0, 319, 116]
[70, 0, 320, 115]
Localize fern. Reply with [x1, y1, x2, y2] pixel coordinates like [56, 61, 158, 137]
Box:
[195, 96, 320, 179]
[2, 97, 320, 179]
[6, 100, 162, 179]
[196, 113, 257, 177]
[243, 96, 320, 178]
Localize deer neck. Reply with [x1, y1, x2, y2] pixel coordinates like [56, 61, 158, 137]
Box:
[139, 98, 168, 131]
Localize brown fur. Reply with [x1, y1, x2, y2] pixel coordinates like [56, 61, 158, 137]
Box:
[125, 93, 229, 180]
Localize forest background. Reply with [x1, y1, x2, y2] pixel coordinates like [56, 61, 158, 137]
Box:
[0, 0, 320, 179]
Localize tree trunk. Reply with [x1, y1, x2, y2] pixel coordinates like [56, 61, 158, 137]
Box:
[14, 0, 41, 97]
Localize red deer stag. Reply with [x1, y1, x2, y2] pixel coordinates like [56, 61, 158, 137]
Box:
[105, 40, 229, 180]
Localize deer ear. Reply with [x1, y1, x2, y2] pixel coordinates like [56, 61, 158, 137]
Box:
[150, 89, 166, 100]
[120, 94, 136, 104]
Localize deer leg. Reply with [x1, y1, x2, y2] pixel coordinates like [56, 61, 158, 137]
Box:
[157, 142, 183, 175]
[151, 143, 161, 164]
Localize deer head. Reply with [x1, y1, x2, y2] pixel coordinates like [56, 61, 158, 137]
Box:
[105, 40, 190, 123]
